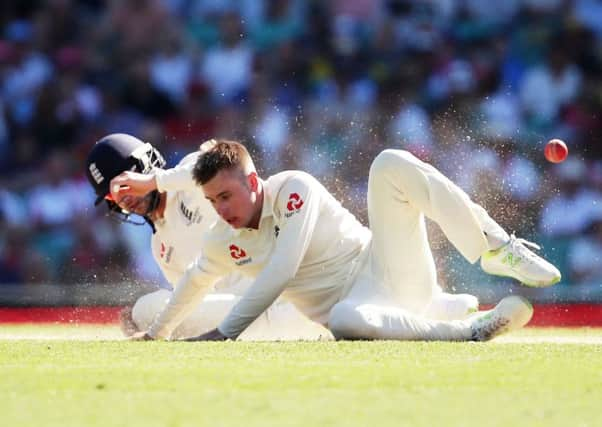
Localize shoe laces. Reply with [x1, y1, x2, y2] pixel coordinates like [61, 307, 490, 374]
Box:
[508, 233, 541, 261]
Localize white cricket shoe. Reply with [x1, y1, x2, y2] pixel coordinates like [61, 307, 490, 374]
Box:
[425, 292, 479, 321]
[468, 295, 533, 341]
[480, 234, 561, 287]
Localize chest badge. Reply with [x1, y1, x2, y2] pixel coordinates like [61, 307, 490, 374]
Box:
[229, 244, 252, 266]
[285, 193, 304, 217]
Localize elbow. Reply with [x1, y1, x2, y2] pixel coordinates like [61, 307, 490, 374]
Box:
[273, 260, 301, 285]
[281, 272, 297, 285]
[275, 270, 297, 289]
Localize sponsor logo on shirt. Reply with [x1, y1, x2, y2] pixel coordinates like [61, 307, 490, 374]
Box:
[285, 193, 304, 217]
[229, 244, 252, 266]
[160, 242, 174, 263]
[180, 202, 203, 225]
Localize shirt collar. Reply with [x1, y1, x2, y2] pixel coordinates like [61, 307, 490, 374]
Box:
[232, 178, 273, 236]
[258, 178, 273, 222]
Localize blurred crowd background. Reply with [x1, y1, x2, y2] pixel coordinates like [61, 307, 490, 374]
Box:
[1, 0, 601, 304]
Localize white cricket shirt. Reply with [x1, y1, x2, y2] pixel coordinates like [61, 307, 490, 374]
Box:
[149, 170, 372, 339]
[151, 152, 215, 286]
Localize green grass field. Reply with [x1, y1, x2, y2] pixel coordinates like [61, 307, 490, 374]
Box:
[1, 325, 602, 427]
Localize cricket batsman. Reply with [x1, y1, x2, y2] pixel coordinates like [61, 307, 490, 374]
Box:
[86, 133, 331, 340]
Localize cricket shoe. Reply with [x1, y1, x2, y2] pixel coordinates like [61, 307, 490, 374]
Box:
[480, 234, 561, 287]
[468, 295, 533, 341]
[425, 292, 479, 321]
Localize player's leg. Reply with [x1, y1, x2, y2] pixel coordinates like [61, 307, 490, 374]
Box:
[327, 294, 533, 341]
[366, 149, 482, 315]
[368, 149, 560, 289]
[131, 289, 331, 341]
[214, 273, 333, 340]
[241, 302, 334, 341]
[422, 289, 479, 321]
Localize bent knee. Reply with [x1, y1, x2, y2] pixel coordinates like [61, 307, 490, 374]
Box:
[131, 289, 171, 329]
[370, 149, 419, 179]
[328, 302, 358, 339]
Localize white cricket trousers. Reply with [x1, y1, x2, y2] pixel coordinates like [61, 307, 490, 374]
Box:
[132, 289, 333, 341]
[328, 149, 509, 340]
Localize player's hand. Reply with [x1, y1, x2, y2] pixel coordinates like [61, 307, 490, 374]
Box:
[110, 171, 157, 200]
[128, 331, 155, 341]
[183, 328, 229, 342]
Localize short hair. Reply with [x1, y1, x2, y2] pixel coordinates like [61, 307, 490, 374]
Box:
[193, 139, 256, 185]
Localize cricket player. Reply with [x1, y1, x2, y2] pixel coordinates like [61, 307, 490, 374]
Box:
[116, 140, 560, 342]
[86, 133, 331, 340]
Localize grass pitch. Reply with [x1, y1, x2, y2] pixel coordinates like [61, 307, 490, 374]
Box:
[1, 326, 601, 427]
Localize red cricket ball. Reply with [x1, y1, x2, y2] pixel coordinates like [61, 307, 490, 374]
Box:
[544, 139, 568, 163]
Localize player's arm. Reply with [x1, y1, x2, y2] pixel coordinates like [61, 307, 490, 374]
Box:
[145, 253, 226, 340]
[217, 177, 321, 340]
[153, 152, 200, 193]
[153, 250, 183, 289]
[182, 328, 228, 341]
[132, 327, 228, 341]
[110, 151, 203, 199]
[110, 170, 157, 199]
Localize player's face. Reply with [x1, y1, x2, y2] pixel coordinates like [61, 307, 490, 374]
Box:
[202, 169, 261, 229]
[106, 192, 155, 217]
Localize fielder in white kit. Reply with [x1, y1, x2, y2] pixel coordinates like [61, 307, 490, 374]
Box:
[86, 134, 330, 340]
[117, 140, 560, 342]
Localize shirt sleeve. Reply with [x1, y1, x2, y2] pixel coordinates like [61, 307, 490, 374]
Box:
[218, 176, 321, 339]
[154, 152, 200, 193]
[153, 254, 179, 289]
[148, 252, 227, 339]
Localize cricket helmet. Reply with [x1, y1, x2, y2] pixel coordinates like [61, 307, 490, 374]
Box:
[85, 133, 166, 224]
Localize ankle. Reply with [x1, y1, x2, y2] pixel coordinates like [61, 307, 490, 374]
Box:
[484, 231, 509, 251]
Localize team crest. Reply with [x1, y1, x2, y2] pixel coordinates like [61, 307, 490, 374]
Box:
[229, 244, 252, 266]
[285, 193, 304, 217]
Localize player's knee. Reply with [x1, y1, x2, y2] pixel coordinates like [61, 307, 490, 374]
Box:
[328, 302, 356, 339]
[131, 289, 171, 330]
[328, 302, 374, 340]
[370, 149, 417, 180]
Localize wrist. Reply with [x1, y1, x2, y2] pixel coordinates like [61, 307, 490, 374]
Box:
[145, 174, 158, 193]
[153, 169, 167, 193]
